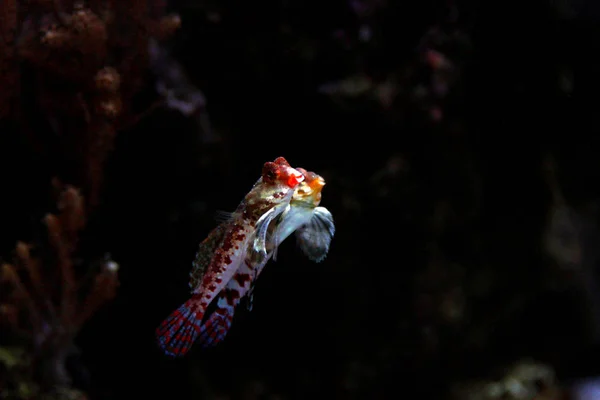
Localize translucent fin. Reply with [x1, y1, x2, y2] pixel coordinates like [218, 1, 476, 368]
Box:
[296, 206, 335, 263]
[246, 285, 255, 311]
[271, 226, 281, 262]
[214, 210, 234, 223]
[252, 207, 278, 262]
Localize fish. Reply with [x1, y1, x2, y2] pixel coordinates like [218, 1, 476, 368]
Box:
[155, 157, 305, 357]
[196, 168, 335, 348]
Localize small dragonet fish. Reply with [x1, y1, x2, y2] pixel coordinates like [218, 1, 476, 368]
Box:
[155, 157, 305, 357]
[196, 168, 335, 347]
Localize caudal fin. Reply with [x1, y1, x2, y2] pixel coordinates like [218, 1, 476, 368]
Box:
[197, 309, 233, 348]
[156, 295, 204, 357]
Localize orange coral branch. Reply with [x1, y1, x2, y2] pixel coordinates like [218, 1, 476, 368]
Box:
[15, 242, 43, 295]
[74, 259, 119, 328]
[1, 263, 42, 333]
[44, 214, 76, 326]
[0, 0, 181, 394]
[43, 184, 86, 327]
[56, 185, 86, 243]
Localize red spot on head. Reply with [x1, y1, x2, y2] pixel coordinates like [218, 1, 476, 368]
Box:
[286, 171, 302, 188]
[278, 166, 304, 188]
[262, 158, 304, 188]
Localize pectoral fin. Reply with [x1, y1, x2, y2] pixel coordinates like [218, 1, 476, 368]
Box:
[251, 204, 287, 263]
[296, 206, 335, 263]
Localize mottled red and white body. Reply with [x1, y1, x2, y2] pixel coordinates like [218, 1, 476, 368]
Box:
[156, 157, 304, 357]
[197, 169, 335, 347]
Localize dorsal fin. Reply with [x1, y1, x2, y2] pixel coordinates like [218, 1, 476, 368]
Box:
[214, 210, 234, 223]
[189, 223, 228, 290]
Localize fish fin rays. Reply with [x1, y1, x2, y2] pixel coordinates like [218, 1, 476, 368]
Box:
[155, 295, 205, 357]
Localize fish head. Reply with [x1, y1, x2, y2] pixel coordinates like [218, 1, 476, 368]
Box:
[246, 158, 305, 261]
[257, 157, 305, 206]
[292, 168, 326, 207]
[247, 157, 305, 215]
[261, 157, 305, 189]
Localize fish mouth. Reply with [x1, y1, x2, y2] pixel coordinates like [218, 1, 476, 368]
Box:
[308, 175, 325, 191]
[293, 170, 326, 206]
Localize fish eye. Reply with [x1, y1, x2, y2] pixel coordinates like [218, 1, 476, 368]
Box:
[262, 162, 281, 183]
[266, 170, 277, 181]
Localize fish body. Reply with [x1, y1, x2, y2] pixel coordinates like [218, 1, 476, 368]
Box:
[156, 157, 304, 357]
[197, 168, 335, 347]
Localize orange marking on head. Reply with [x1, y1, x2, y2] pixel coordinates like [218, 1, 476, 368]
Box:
[263, 158, 304, 187]
[307, 174, 325, 191]
[296, 169, 325, 191]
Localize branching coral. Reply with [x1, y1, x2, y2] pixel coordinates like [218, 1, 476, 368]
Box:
[2, 0, 180, 206]
[0, 182, 119, 395]
[0, 0, 180, 398]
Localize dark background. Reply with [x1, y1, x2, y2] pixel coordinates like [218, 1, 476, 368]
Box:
[3, 0, 600, 398]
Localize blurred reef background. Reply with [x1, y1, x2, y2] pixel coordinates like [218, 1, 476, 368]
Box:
[2, 0, 600, 399]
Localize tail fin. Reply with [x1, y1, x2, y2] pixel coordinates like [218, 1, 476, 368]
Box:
[156, 295, 205, 357]
[197, 309, 233, 348]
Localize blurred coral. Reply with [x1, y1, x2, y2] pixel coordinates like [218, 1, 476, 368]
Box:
[451, 359, 567, 400]
[0, 0, 179, 398]
[317, 6, 470, 126]
[0, 182, 119, 396]
[1, 0, 179, 207]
